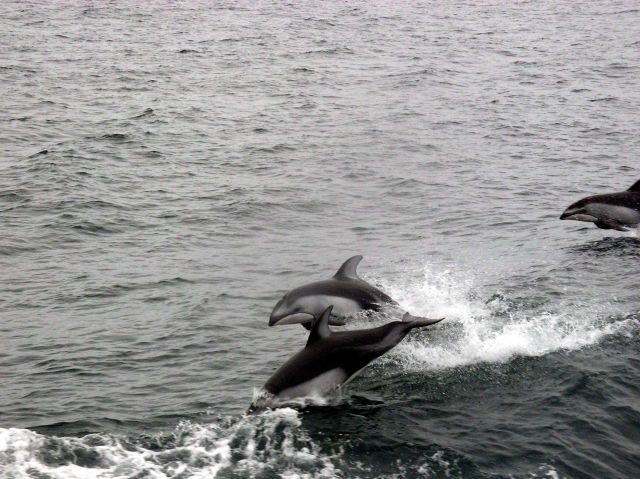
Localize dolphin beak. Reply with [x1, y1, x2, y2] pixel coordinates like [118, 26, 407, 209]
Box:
[269, 312, 315, 327]
[560, 206, 577, 220]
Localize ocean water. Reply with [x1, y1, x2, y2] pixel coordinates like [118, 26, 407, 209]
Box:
[2, 1, 639, 478]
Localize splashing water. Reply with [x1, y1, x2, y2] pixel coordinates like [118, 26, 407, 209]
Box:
[0, 409, 340, 479]
[249, 387, 340, 413]
[368, 265, 636, 371]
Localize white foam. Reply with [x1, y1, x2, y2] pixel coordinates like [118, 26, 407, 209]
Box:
[0, 409, 340, 479]
[0, 422, 573, 479]
[367, 265, 636, 371]
[536, 463, 566, 479]
[251, 387, 337, 411]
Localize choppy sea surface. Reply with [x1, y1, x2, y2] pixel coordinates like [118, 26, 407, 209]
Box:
[2, 1, 640, 478]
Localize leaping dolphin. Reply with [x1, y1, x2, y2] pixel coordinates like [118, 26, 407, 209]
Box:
[269, 255, 434, 328]
[262, 306, 444, 400]
[560, 179, 640, 231]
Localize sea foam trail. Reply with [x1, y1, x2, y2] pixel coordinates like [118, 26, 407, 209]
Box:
[0, 409, 339, 479]
[368, 266, 636, 371]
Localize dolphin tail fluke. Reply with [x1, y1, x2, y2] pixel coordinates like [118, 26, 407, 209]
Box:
[401, 312, 445, 329]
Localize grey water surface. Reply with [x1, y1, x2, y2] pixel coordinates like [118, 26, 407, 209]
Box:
[1, 1, 640, 478]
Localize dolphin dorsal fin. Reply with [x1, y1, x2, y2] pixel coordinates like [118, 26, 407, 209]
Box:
[306, 306, 333, 347]
[628, 179, 640, 192]
[333, 255, 363, 280]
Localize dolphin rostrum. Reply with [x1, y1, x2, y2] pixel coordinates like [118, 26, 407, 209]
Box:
[560, 179, 640, 231]
[262, 306, 444, 400]
[269, 255, 433, 328]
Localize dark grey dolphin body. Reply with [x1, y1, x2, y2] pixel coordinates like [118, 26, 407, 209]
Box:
[263, 306, 443, 400]
[560, 180, 640, 231]
[269, 255, 427, 328]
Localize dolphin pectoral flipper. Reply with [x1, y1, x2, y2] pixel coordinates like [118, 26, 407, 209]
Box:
[329, 316, 347, 326]
[594, 218, 629, 232]
[594, 219, 613, 230]
[401, 312, 445, 329]
[334, 255, 363, 280]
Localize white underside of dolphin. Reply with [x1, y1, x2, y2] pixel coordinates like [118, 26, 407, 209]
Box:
[277, 368, 348, 399]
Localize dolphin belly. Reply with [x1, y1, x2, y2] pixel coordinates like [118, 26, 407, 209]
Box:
[324, 296, 365, 317]
[588, 203, 640, 225]
[276, 368, 348, 399]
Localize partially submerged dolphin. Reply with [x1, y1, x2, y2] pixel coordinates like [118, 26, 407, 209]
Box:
[560, 179, 640, 231]
[269, 255, 433, 328]
[262, 306, 444, 400]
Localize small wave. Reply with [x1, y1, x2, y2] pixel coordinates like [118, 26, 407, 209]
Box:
[98, 133, 130, 141]
[28, 149, 49, 158]
[70, 221, 122, 235]
[245, 143, 295, 153]
[79, 277, 194, 300]
[0, 243, 39, 256]
[602, 8, 639, 15]
[130, 108, 154, 119]
[588, 97, 617, 102]
[303, 47, 354, 55]
[2, 116, 32, 122]
[52, 199, 128, 211]
[0, 190, 30, 203]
